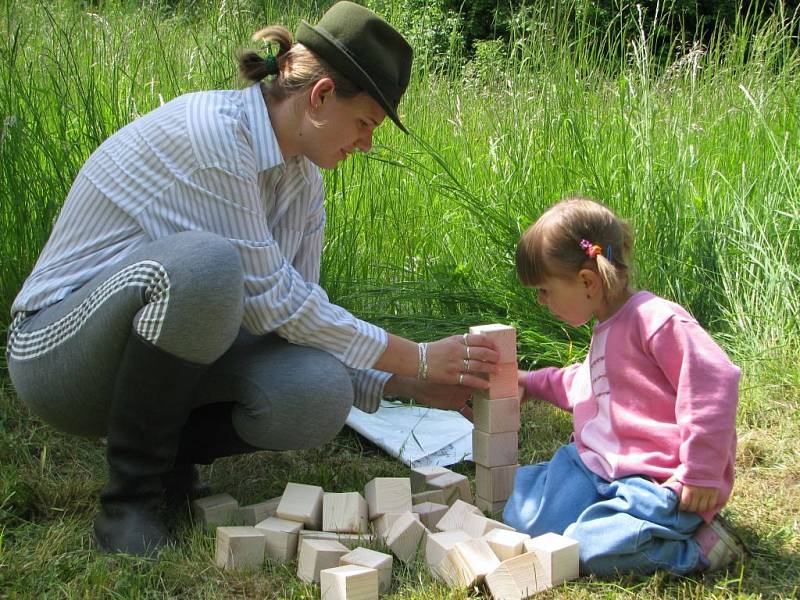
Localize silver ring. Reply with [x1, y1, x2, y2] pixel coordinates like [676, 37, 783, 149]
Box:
[458, 373, 464, 385]
[462, 333, 469, 345]
[466, 346, 471, 360]
[463, 359, 470, 373]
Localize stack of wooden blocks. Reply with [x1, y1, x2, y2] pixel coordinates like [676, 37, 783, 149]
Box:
[469, 324, 520, 516]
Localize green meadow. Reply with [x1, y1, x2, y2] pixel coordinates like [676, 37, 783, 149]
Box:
[1, 0, 798, 597]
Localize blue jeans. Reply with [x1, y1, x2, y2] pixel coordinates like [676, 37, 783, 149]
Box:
[503, 444, 704, 576]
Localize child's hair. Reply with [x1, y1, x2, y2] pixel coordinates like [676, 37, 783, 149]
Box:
[238, 26, 361, 101]
[516, 197, 633, 300]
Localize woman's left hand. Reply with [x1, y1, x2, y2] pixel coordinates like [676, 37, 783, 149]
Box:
[384, 376, 473, 420]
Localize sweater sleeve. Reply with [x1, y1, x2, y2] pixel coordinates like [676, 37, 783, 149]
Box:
[524, 364, 583, 412]
[647, 316, 740, 491]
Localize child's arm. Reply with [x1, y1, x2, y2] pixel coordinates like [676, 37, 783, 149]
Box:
[648, 316, 740, 507]
[519, 363, 583, 412]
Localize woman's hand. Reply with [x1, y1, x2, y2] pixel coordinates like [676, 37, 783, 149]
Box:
[425, 332, 499, 388]
[384, 376, 474, 420]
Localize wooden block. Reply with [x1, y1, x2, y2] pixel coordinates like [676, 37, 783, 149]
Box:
[192, 493, 239, 528]
[476, 496, 507, 516]
[438, 538, 501, 589]
[474, 362, 519, 400]
[277, 482, 324, 530]
[462, 512, 513, 539]
[410, 465, 450, 493]
[323, 492, 369, 533]
[426, 471, 473, 505]
[215, 526, 266, 571]
[476, 464, 517, 502]
[299, 530, 375, 549]
[254, 516, 303, 563]
[469, 324, 517, 363]
[426, 530, 472, 577]
[484, 528, 531, 562]
[385, 511, 427, 563]
[472, 430, 519, 467]
[436, 499, 482, 532]
[371, 512, 420, 541]
[412, 501, 449, 530]
[412, 489, 447, 505]
[239, 496, 281, 526]
[473, 396, 520, 434]
[485, 551, 549, 599]
[320, 564, 379, 600]
[364, 477, 412, 519]
[523, 533, 579, 586]
[297, 538, 349, 583]
[340, 547, 393, 594]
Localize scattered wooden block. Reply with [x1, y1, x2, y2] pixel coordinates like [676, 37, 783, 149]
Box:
[299, 530, 375, 549]
[427, 471, 473, 505]
[412, 489, 447, 505]
[385, 511, 428, 563]
[426, 530, 472, 574]
[372, 512, 420, 541]
[472, 430, 519, 467]
[410, 465, 450, 493]
[214, 526, 266, 571]
[474, 362, 519, 400]
[438, 538, 501, 589]
[523, 533, 579, 587]
[297, 538, 350, 583]
[192, 493, 239, 528]
[472, 395, 520, 434]
[412, 501, 449, 530]
[320, 564, 379, 600]
[277, 482, 324, 530]
[340, 547, 393, 595]
[436, 499, 482, 532]
[485, 551, 549, 599]
[364, 477, 412, 519]
[255, 516, 303, 563]
[323, 492, 369, 533]
[469, 324, 517, 363]
[239, 496, 281, 526]
[476, 496, 507, 516]
[475, 464, 517, 502]
[484, 528, 531, 562]
[462, 512, 513, 539]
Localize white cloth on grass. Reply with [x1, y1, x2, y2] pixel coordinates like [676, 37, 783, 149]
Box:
[346, 400, 474, 467]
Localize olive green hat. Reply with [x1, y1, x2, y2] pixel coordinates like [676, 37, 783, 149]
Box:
[296, 1, 413, 133]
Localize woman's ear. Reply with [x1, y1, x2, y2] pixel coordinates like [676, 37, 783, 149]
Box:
[578, 268, 602, 299]
[308, 77, 335, 109]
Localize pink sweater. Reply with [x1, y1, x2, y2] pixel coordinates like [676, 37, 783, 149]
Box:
[525, 291, 740, 520]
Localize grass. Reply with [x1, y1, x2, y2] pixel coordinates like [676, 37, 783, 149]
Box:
[1, 0, 799, 597]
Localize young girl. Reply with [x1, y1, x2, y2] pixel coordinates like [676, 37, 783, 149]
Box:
[504, 197, 744, 576]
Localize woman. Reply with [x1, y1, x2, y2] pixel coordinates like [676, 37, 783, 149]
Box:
[6, 2, 499, 557]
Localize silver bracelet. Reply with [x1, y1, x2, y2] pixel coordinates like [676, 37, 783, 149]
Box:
[417, 342, 429, 381]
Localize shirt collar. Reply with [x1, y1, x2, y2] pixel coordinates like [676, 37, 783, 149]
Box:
[243, 83, 316, 185]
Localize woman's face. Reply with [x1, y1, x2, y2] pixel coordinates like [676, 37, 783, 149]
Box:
[299, 87, 387, 169]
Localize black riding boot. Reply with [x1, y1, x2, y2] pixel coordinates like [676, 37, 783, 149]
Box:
[93, 332, 207, 556]
[173, 402, 260, 466]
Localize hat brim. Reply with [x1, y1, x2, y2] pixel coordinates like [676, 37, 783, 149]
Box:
[297, 21, 409, 134]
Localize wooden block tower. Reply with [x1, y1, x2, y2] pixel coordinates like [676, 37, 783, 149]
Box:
[469, 324, 520, 516]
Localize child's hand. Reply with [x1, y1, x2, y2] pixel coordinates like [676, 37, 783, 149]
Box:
[517, 369, 529, 403]
[679, 483, 720, 513]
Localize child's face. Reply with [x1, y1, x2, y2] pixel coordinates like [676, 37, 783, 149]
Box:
[534, 275, 595, 327]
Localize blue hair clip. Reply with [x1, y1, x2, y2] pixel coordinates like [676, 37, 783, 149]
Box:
[606, 244, 613, 262]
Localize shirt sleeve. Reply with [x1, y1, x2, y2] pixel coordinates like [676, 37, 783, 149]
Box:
[525, 364, 583, 412]
[646, 316, 740, 491]
[292, 185, 325, 284]
[347, 368, 393, 413]
[142, 164, 387, 370]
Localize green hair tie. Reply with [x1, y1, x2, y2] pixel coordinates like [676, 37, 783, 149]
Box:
[264, 52, 278, 76]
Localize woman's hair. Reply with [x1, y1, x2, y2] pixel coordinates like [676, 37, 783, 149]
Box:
[238, 26, 361, 101]
[516, 196, 634, 300]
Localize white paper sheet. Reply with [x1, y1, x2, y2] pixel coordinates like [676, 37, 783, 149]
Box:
[345, 400, 474, 467]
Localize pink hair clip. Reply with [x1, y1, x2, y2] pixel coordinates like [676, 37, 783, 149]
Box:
[580, 239, 603, 259]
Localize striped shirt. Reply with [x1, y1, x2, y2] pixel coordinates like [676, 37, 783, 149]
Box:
[11, 83, 391, 412]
